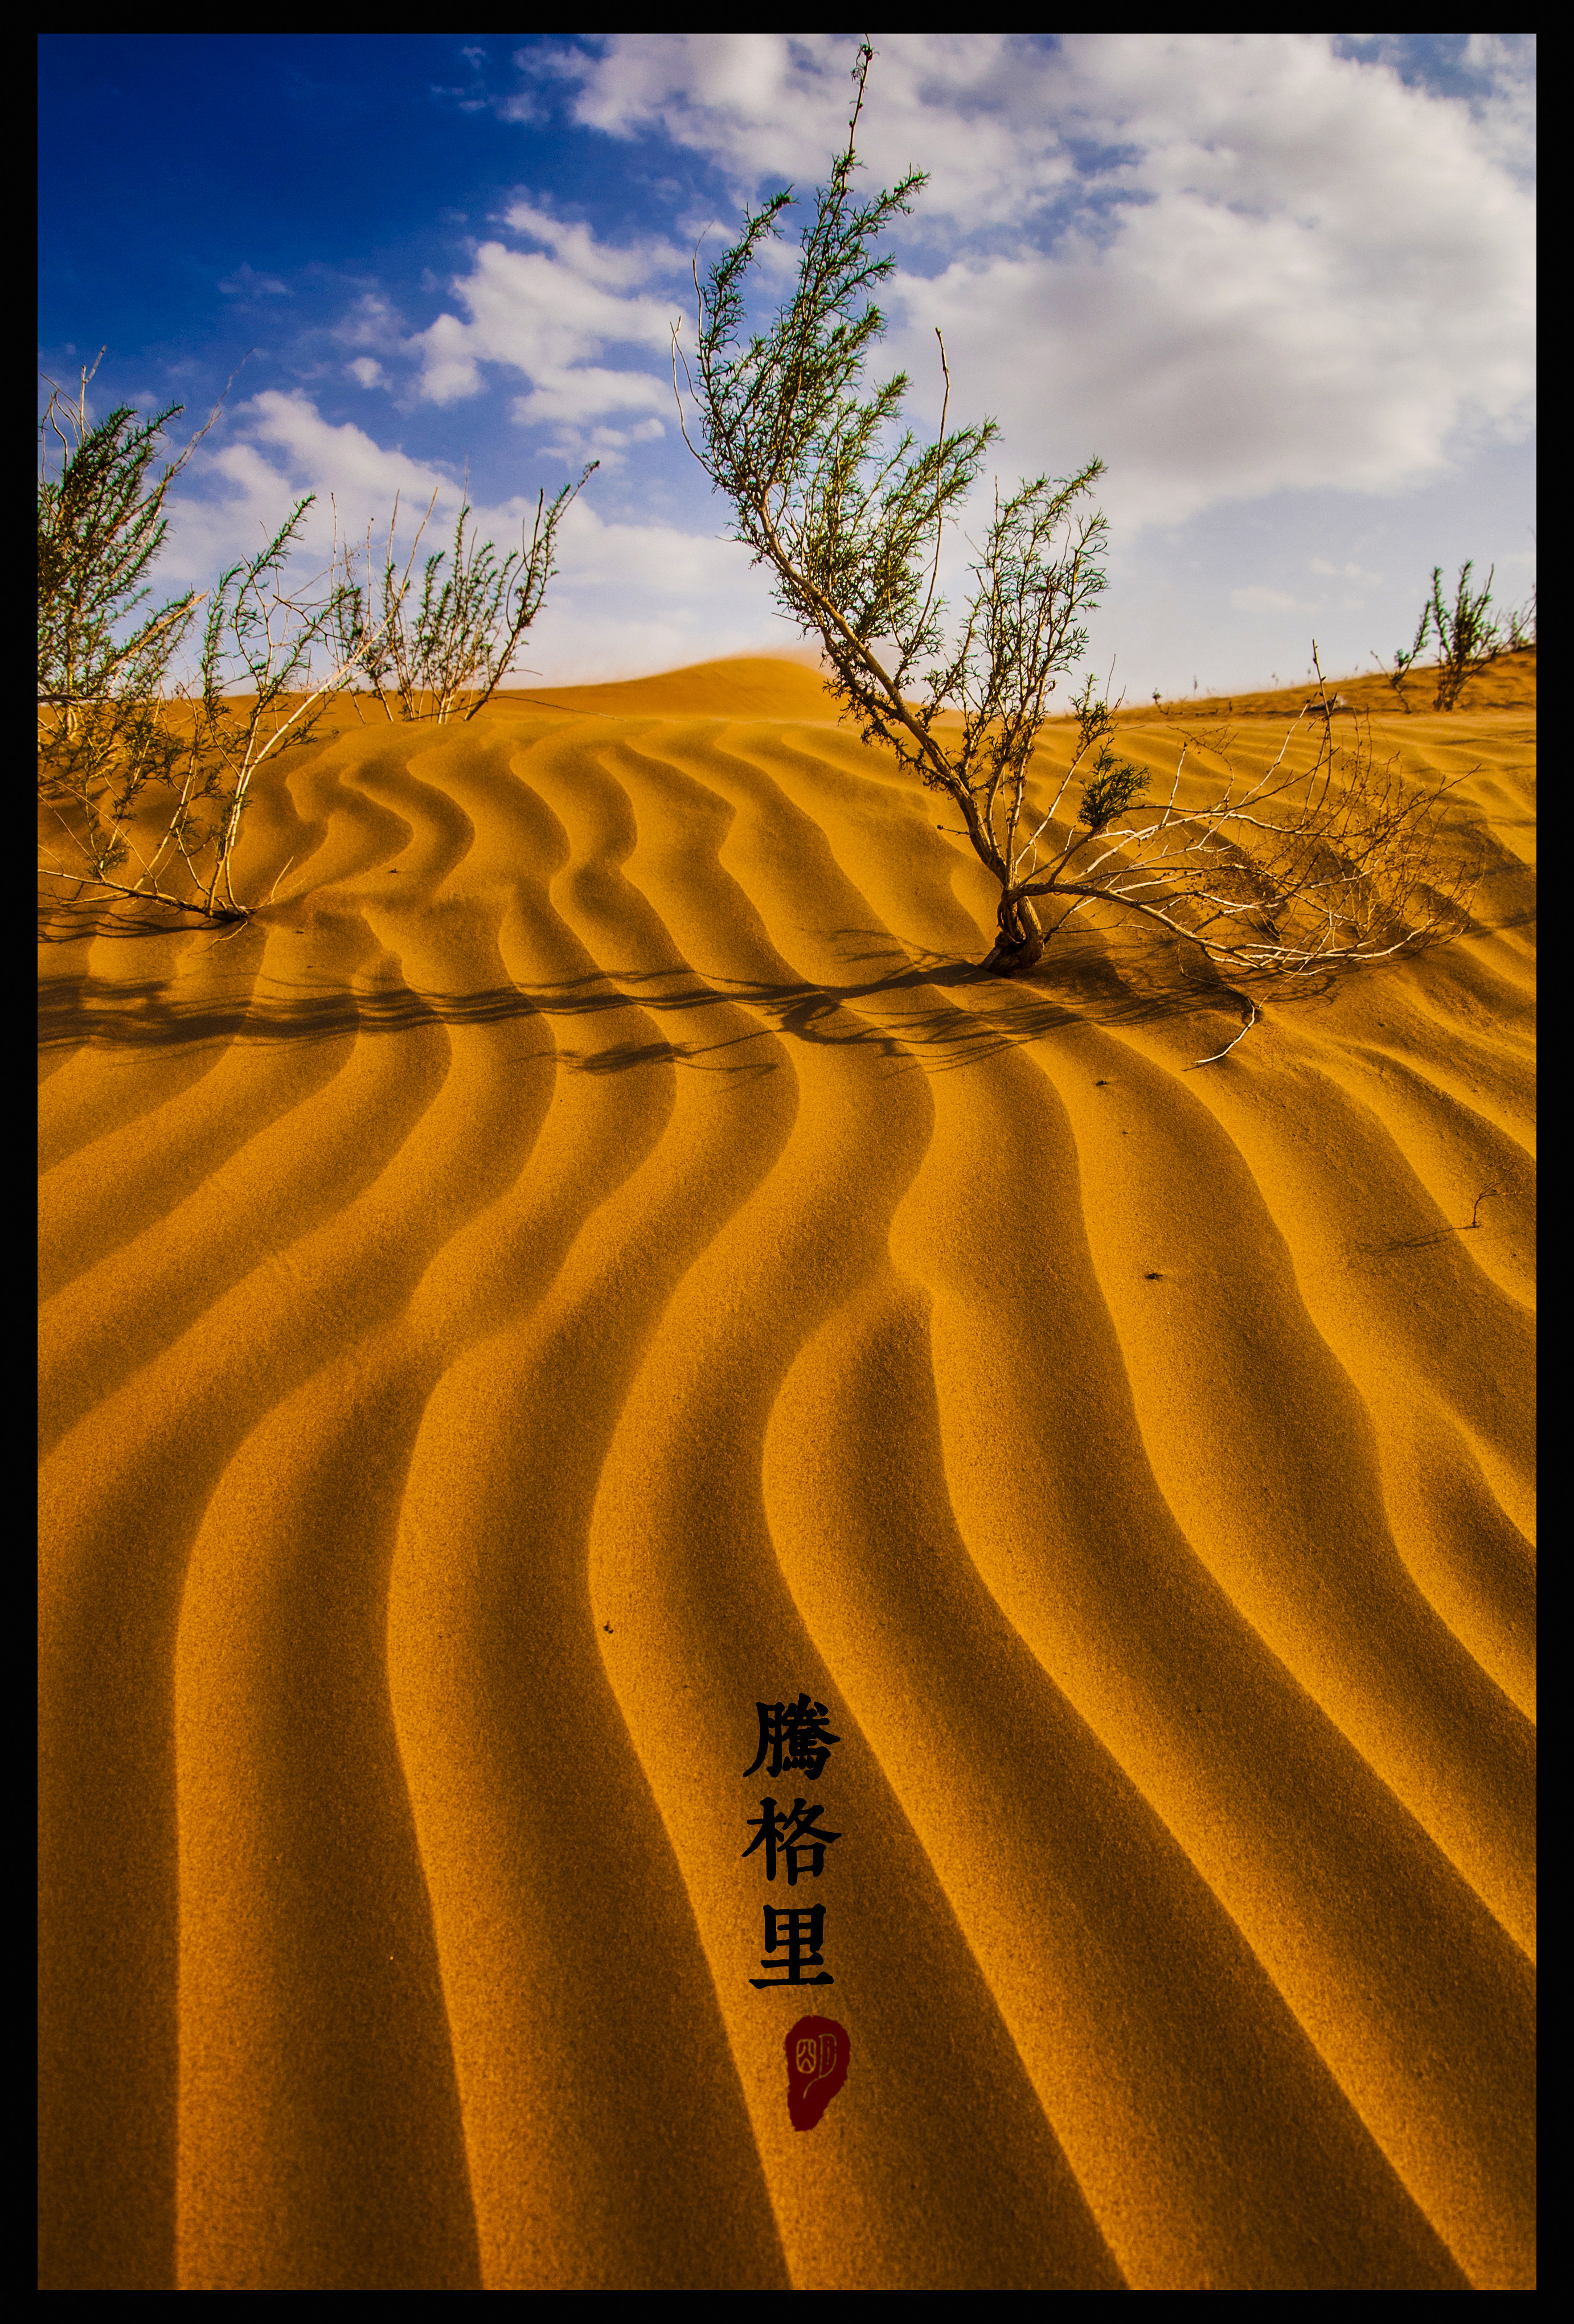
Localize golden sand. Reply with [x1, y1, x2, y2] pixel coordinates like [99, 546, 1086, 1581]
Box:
[38, 658, 1535, 2288]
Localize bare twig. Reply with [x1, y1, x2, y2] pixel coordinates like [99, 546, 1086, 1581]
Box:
[1186, 992, 1259, 1068]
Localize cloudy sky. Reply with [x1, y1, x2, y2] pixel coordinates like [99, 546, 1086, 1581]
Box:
[39, 32, 1535, 698]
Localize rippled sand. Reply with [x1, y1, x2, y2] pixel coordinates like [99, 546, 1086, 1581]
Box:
[38, 657, 1535, 2288]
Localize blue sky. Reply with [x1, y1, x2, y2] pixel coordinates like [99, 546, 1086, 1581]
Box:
[39, 33, 1536, 697]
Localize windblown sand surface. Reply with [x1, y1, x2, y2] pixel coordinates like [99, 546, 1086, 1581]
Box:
[39, 658, 1535, 2289]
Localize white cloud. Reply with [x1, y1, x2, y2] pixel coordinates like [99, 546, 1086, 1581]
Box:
[1229, 585, 1301, 613]
[511, 367, 668, 425]
[335, 293, 405, 352]
[501, 200, 686, 289]
[556, 34, 1534, 533]
[1344, 35, 1537, 184]
[550, 496, 751, 593]
[531, 408, 668, 473]
[910, 38, 1527, 529]
[157, 393, 469, 592]
[550, 34, 1077, 231]
[1461, 35, 1538, 177]
[407, 310, 486, 405]
[217, 262, 290, 298]
[347, 357, 387, 390]
[1310, 558, 1381, 583]
[406, 211, 682, 421]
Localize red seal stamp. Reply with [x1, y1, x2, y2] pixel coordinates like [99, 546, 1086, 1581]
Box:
[785, 2014, 850, 2130]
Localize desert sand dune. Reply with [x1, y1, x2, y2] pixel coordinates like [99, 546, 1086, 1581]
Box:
[38, 658, 1535, 2289]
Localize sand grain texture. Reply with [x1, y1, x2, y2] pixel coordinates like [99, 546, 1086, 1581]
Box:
[39, 660, 1535, 2289]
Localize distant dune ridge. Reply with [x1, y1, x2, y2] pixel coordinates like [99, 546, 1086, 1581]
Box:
[38, 656, 1535, 2290]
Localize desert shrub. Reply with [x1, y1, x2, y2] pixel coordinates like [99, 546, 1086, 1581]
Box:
[183, 499, 387, 915]
[1375, 560, 1534, 711]
[38, 354, 387, 922]
[333, 465, 595, 725]
[679, 43, 1479, 1014]
[1426, 562, 1504, 710]
[39, 354, 587, 921]
[38, 352, 208, 845]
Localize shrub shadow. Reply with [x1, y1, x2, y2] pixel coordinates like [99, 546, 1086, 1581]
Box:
[37, 915, 1292, 1079]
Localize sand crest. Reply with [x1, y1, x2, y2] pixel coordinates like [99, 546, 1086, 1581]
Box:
[39, 658, 1535, 2288]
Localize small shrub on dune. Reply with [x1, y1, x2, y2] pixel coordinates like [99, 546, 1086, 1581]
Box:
[1374, 560, 1535, 712]
[332, 462, 595, 725]
[1427, 562, 1503, 712]
[38, 354, 389, 923]
[39, 355, 211, 909]
[38, 355, 589, 923]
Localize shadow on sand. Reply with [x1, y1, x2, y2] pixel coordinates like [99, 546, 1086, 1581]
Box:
[38, 904, 1290, 1079]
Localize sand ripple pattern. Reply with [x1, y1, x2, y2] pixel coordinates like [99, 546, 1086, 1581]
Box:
[38, 665, 1535, 2288]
